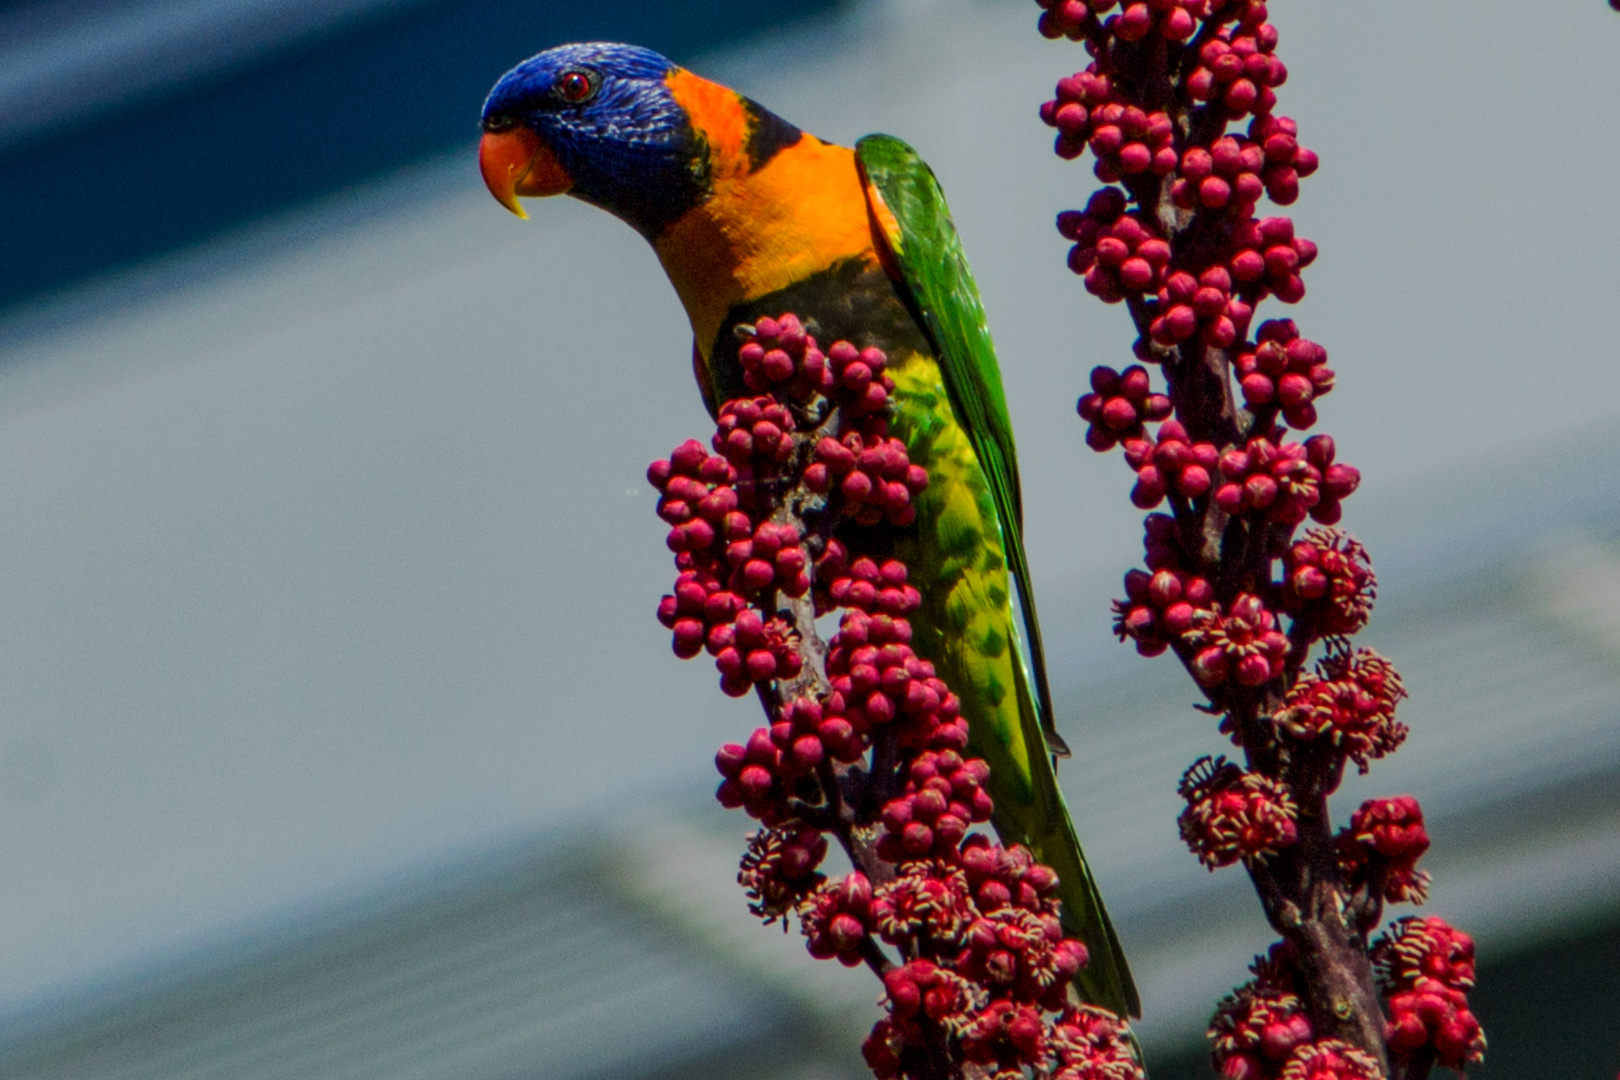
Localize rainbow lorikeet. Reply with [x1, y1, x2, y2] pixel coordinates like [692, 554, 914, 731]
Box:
[479, 42, 1139, 1018]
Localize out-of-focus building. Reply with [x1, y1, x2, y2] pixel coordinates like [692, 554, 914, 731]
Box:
[1, 1, 1617, 1077]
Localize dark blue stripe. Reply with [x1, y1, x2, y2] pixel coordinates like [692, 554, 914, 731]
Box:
[0, 0, 837, 319]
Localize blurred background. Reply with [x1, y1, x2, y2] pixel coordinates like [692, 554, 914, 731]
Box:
[0, 0, 1617, 1076]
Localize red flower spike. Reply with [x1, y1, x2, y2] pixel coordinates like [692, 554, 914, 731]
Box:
[662, 306, 1143, 1070]
[1178, 756, 1299, 869]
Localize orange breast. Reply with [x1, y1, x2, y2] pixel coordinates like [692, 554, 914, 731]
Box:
[655, 71, 879, 358]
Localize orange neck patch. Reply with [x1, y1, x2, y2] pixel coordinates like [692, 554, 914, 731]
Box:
[665, 69, 751, 183]
[655, 70, 878, 358]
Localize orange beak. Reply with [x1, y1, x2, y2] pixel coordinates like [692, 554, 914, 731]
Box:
[478, 127, 573, 219]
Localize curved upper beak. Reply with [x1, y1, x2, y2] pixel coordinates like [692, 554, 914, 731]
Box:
[478, 127, 573, 219]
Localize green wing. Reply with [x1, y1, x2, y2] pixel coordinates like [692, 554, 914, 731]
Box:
[855, 133, 1140, 1019]
[854, 134, 1060, 752]
[848, 137, 1062, 751]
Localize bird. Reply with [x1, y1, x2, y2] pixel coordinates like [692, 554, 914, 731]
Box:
[478, 41, 1139, 1018]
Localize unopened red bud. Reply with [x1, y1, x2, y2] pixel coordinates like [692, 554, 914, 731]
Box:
[1182, 148, 1213, 180]
[739, 764, 773, 798]
[1160, 5, 1194, 38]
[1102, 397, 1139, 429]
[1194, 286, 1228, 317]
[1115, 3, 1152, 39]
[1119, 257, 1155, 289]
[790, 734, 824, 767]
[1236, 654, 1273, 686]
[1162, 601, 1195, 635]
[1180, 464, 1212, 497]
[1324, 463, 1361, 498]
[670, 440, 707, 474]
[1245, 474, 1279, 507]
[1192, 646, 1229, 685]
[1200, 176, 1232, 207]
[1291, 565, 1328, 598]
[1149, 569, 1183, 606]
[1241, 372, 1274, 404]
[1119, 142, 1152, 173]
[1277, 372, 1313, 407]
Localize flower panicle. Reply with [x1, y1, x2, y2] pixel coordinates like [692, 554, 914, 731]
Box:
[1038, 0, 1479, 1075]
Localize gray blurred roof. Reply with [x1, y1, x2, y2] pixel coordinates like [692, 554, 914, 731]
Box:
[0, 0, 1618, 1072]
[0, 832, 867, 1080]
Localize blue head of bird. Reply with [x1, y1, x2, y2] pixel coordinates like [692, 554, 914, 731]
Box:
[479, 42, 708, 236]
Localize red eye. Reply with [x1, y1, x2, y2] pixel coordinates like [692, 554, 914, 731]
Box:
[558, 70, 595, 103]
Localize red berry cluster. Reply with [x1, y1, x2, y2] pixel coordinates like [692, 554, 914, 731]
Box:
[1148, 266, 1245, 348]
[1231, 210, 1318, 300]
[738, 826, 827, 924]
[815, 543, 924, 619]
[654, 310, 1141, 1078]
[827, 609, 960, 734]
[1338, 795, 1431, 907]
[1186, 23, 1286, 119]
[1113, 565, 1213, 656]
[877, 750, 995, 861]
[1122, 419, 1219, 508]
[1214, 434, 1350, 527]
[1278, 649, 1408, 772]
[738, 313, 826, 400]
[1036, 0, 1204, 46]
[1279, 529, 1374, 637]
[651, 442, 806, 696]
[1235, 318, 1333, 430]
[1212, 946, 1384, 1080]
[1185, 593, 1289, 688]
[1209, 981, 1313, 1078]
[1373, 918, 1487, 1071]
[1060, 201, 1172, 302]
[831, 339, 900, 416]
[1178, 756, 1298, 869]
[803, 870, 876, 966]
[1277, 1041, 1383, 1080]
[1168, 135, 1267, 215]
[807, 425, 929, 526]
[1078, 363, 1172, 450]
[714, 396, 797, 469]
